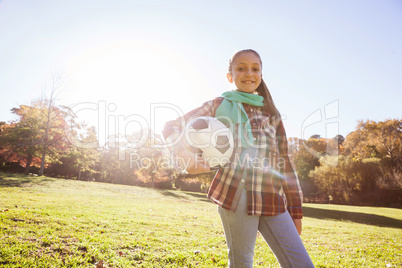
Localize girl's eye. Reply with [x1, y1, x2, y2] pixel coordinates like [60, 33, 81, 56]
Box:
[238, 67, 244, 71]
[253, 68, 260, 72]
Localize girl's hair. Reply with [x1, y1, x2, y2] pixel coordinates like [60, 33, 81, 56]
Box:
[228, 49, 281, 121]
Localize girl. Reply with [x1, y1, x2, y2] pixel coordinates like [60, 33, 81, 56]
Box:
[163, 49, 314, 267]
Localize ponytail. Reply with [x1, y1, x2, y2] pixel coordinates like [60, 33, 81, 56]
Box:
[256, 78, 281, 121]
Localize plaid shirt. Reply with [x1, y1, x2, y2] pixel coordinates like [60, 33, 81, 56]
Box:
[163, 97, 303, 219]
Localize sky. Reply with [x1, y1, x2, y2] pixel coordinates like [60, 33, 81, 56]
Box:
[0, 0, 401, 146]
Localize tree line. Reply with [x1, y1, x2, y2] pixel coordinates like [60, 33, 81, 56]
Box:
[0, 97, 191, 190]
[290, 119, 401, 207]
[0, 98, 401, 207]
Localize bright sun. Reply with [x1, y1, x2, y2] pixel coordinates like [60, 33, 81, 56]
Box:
[64, 40, 209, 144]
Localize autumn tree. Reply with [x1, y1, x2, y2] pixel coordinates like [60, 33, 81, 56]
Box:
[309, 155, 364, 204]
[308, 119, 402, 206]
[0, 120, 40, 173]
[344, 119, 402, 189]
[0, 122, 7, 169]
[48, 122, 99, 180]
[1, 99, 76, 176]
[363, 119, 401, 188]
[0, 105, 51, 174]
[290, 135, 332, 196]
[334, 134, 345, 154]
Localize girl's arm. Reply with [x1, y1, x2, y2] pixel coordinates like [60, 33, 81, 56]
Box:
[162, 98, 222, 174]
[276, 120, 304, 220]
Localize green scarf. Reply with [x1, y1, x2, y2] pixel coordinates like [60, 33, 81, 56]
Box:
[215, 90, 264, 147]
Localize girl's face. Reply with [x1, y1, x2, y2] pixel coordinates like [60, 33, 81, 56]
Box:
[227, 51, 262, 93]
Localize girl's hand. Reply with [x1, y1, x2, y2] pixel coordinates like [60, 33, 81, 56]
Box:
[186, 154, 211, 174]
[293, 219, 302, 235]
[179, 148, 211, 174]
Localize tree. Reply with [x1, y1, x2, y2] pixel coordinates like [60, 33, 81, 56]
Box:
[0, 100, 69, 175]
[308, 119, 402, 206]
[0, 106, 44, 174]
[364, 120, 401, 174]
[131, 129, 174, 188]
[344, 119, 402, 189]
[310, 134, 321, 140]
[309, 155, 365, 204]
[0, 122, 7, 169]
[98, 144, 122, 183]
[72, 125, 99, 180]
[38, 72, 64, 176]
[334, 134, 345, 154]
[290, 137, 328, 196]
[47, 123, 99, 180]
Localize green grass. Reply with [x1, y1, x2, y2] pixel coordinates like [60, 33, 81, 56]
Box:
[0, 172, 401, 267]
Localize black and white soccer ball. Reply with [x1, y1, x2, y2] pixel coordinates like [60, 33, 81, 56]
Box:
[185, 116, 234, 168]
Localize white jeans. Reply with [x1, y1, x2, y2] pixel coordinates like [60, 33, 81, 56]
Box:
[218, 189, 314, 268]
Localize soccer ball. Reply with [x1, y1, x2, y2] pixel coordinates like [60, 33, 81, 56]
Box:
[184, 116, 234, 168]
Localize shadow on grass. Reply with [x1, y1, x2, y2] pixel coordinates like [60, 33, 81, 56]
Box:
[0, 174, 53, 188]
[183, 192, 210, 203]
[303, 206, 402, 229]
[158, 190, 210, 203]
[159, 190, 183, 199]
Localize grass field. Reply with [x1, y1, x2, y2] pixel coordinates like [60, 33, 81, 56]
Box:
[0, 173, 401, 267]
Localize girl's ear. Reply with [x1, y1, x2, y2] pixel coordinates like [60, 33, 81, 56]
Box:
[227, 73, 233, 83]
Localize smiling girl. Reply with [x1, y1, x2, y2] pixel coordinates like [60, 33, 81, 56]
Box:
[163, 49, 314, 267]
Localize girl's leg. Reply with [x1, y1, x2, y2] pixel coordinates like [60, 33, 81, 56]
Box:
[218, 189, 259, 268]
[258, 211, 314, 268]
